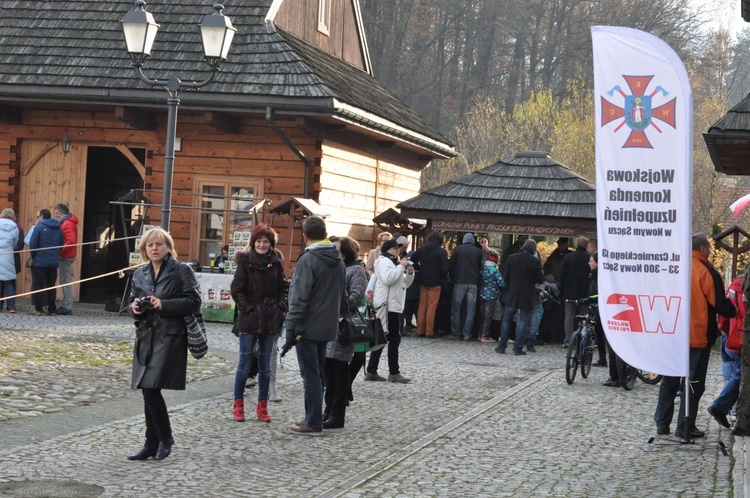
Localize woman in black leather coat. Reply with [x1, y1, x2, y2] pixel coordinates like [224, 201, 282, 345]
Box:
[127, 228, 201, 461]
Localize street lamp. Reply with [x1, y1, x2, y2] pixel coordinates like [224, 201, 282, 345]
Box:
[121, 1, 236, 230]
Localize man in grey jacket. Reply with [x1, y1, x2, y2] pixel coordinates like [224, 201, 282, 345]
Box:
[284, 216, 346, 436]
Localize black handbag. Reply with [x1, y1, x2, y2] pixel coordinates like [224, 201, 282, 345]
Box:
[365, 303, 388, 351]
[339, 308, 375, 345]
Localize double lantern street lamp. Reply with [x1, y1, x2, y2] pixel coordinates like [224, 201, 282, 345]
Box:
[120, 0, 236, 230]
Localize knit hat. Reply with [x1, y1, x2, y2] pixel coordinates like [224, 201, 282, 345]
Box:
[382, 239, 402, 253]
[487, 253, 499, 263]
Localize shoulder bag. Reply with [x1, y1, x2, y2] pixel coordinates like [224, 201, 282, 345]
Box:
[339, 307, 375, 345]
[365, 302, 388, 351]
[184, 312, 208, 359]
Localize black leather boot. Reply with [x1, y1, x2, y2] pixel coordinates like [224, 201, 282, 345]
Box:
[154, 437, 174, 461]
[127, 443, 158, 461]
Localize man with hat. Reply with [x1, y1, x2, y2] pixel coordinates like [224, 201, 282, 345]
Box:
[365, 237, 415, 383]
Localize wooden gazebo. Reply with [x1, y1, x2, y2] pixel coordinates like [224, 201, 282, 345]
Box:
[704, 92, 750, 175]
[398, 151, 597, 237]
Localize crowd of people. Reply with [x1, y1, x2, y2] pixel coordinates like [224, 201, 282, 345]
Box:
[110, 221, 747, 457]
[0, 203, 78, 317]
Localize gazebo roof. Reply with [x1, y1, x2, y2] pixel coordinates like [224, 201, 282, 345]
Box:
[398, 152, 597, 236]
[704, 92, 750, 175]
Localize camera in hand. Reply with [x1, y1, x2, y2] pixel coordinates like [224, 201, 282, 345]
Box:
[137, 297, 154, 313]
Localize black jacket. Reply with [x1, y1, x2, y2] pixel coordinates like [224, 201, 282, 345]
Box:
[504, 249, 544, 310]
[559, 247, 591, 300]
[230, 248, 288, 335]
[129, 255, 201, 390]
[411, 242, 448, 287]
[449, 243, 483, 286]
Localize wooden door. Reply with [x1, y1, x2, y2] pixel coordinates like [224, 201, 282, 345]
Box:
[18, 140, 86, 302]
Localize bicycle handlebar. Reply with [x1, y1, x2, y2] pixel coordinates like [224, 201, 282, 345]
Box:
[565, 295, 598, 305]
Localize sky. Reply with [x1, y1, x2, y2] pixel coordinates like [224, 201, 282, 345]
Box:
[696, 0, 748, 40]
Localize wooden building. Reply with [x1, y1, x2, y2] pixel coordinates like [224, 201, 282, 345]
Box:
[0, 0, 455, 302]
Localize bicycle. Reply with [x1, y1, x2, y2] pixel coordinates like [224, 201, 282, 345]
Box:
[614, 356, 637, 390]
[636, 370, 663, 385]
[565, 296, 598, 385]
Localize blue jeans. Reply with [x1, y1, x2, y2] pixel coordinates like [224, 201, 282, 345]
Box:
[0, 279, 15, 309]
[499, 305, 532, 350]
[712, 349, 741, 415]
[234, 333, 273, 401]
[295, 338, 327, 431]
[451, 283, 477, 339]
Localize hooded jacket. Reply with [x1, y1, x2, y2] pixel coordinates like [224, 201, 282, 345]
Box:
[449, 233, 483, 286]
[230, 248, 288, 336]
[284, 241, 347, 342]
[0, 218, 19, 281]
[29, 218, 63, 269]
[58, 214, 79, 259]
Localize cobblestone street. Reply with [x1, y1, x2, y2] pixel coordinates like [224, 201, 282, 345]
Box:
[0, 303, 746, 497]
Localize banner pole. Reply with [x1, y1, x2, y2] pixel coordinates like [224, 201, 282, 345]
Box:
[681, 376, 693, 444]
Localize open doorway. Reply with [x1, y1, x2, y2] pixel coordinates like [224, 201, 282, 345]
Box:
[79, 146, 145, 303]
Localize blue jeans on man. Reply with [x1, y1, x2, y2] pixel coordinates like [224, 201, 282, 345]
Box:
[498, 305, 532, 352]
[295, 338, 327, 431]
[451, 283, 477, 339]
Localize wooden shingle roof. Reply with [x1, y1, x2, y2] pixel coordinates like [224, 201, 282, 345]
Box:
[704, 92, 750, 175]
[398, 152, 597, 236]
[0, 0, 453, 157]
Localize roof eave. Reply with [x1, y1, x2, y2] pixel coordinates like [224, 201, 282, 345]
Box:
[0, 85, 455, 158]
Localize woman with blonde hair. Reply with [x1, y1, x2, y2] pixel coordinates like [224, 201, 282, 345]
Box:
[127, 228, 201, 461]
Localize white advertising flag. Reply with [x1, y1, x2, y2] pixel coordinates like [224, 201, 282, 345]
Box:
[592, 26, 692, 376]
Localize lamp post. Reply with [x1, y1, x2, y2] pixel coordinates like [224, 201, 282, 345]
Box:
[121, 0, 236, 230]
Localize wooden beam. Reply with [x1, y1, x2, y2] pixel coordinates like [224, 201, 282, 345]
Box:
[378, 141, 396, 148]
[115, 106, 157, 131]
[0, 105, 22, 124]
[202, 111, 240, 134]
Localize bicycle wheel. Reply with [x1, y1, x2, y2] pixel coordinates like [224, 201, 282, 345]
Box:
[580, 331, 594, 379]
[565, 331, 581, 384]
[636, 370, 663, 385]
[615, 357, 637, 390]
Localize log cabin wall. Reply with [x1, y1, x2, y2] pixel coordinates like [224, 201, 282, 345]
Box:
[0, 121, 16, 206]
[0, 108, 324, 297]
[318, 141, 421, 260]
[274, 0, 367, 70]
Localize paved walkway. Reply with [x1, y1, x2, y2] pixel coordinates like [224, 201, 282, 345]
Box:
[0, 302, 746, 497]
